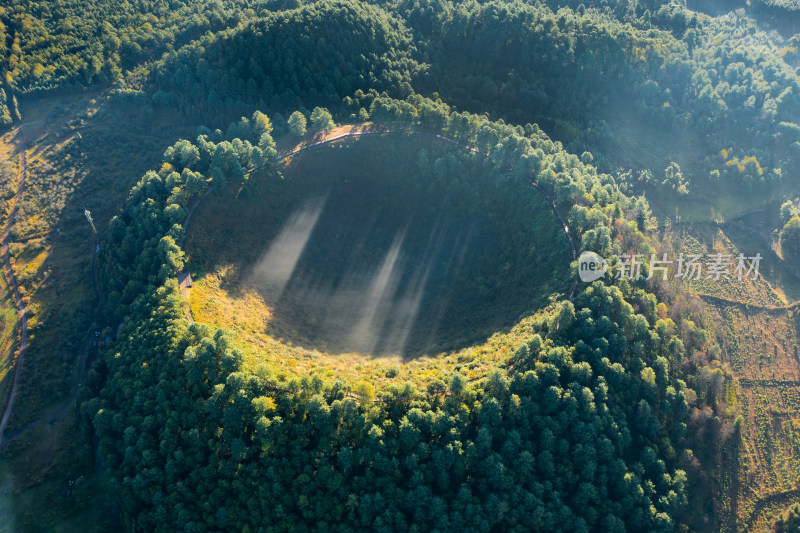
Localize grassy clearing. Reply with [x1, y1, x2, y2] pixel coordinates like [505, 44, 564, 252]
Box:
[0, 129, 22, 418]
[0, 273, 19, 418]
[666, 219, 800, 530]
[664, 222, 784, 307]
[2, 89, 194, 431]
[187, 133, 571, 359]
[185, 133, 572, 389]
[737, 383, 800, 531]
[189, 266, 561, 391]
[0, 90, 197, 530]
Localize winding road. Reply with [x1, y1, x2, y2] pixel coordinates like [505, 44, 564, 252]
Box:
[0, 133, 100, 448]
[0, 132, 28, 447]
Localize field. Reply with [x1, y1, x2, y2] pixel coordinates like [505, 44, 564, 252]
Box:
[0, 91, 196, 529]
[185, 133, 573, 384]
[0, 265, 18, 427]
[661, 204, 800, 531]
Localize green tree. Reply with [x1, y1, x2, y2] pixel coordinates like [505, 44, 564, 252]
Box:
[780, 199, 800, 225]
[288, 111, 307, 137]
[782, 217, 800, 260]
[252, 110, 273, 137]
[310, 107, 335, 133]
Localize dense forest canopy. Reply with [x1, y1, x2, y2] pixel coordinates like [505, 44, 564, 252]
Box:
[1, 0, 799, 530]
[2, 0, 799, 194]
[0, 0, 273, 92]
[125, 0, 800, 195]
[153, 1, 423, 115]
[91, 98, 700, 531]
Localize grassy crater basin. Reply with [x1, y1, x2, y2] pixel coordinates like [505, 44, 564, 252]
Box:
[185, 134, 570, 358]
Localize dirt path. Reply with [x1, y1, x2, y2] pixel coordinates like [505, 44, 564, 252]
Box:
[0, 133, 102, 447]
[0, 236, 100, 446]
[744, 487, 800, 532]
[0, 132, 29, 447]
[696, 292, 800, 312]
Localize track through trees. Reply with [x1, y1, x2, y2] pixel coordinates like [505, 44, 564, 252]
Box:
[0, 132, 28, 447]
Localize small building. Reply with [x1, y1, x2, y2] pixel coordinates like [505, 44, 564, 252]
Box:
[177, 271, 194, 289]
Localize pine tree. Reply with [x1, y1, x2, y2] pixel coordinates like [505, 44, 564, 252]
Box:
[310, 107, 335, 133]
[288, 111, 307, 137]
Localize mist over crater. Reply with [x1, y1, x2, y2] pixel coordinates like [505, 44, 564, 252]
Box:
[187, 136, 570, 356]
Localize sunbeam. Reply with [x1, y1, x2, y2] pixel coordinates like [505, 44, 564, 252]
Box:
[249, 197, 327, 302]
[347, 231, 406, 354]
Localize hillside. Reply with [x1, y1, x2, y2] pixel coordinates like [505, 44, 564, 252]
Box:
[186, 133, 571, 356]
[0, 0, 798, 531]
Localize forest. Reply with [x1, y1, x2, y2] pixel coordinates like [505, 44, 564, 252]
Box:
[0, 0, 798, 531]
[92, 99, 699, 531]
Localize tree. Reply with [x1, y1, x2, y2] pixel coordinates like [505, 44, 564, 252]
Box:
[354, 381, 375, 408]
[663, 162, 687, 194]
[164, 139, 200, 170]
[773, 503, 800, 533]
[252, 110, 273, 137]
[780, 199, 800, 225]
[94, 101, 699, 533]
[258, 132, 277, 161]
[310, 107, 335, 133]
[782, 217, 800, 260]
[288, 111, 307, 137]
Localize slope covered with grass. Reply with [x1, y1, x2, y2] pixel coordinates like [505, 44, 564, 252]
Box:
[88, 97, 709, 531]
[186, 134, 571, 356]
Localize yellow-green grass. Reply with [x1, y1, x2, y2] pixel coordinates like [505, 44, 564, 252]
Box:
[185, 133, 572, 387]
[736, 384, 800, 532]
[667, 222, 800, 530]
[0, 90, 195, 531]
[665, 223, 784, 307]
[1, 88, 196, 429]
[188, 265, 559, 392]
[706, 306, 800, 533]
[0, 273, 19, 418]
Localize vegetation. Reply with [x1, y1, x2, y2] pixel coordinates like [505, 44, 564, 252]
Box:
[774, 503, 800, 532]
[783, 217, 800, 260]
[85, 98, 713, 531]
[187, 134, 571, 355]
[1, 0, 799, 530]
[287, 110, 307, 137]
